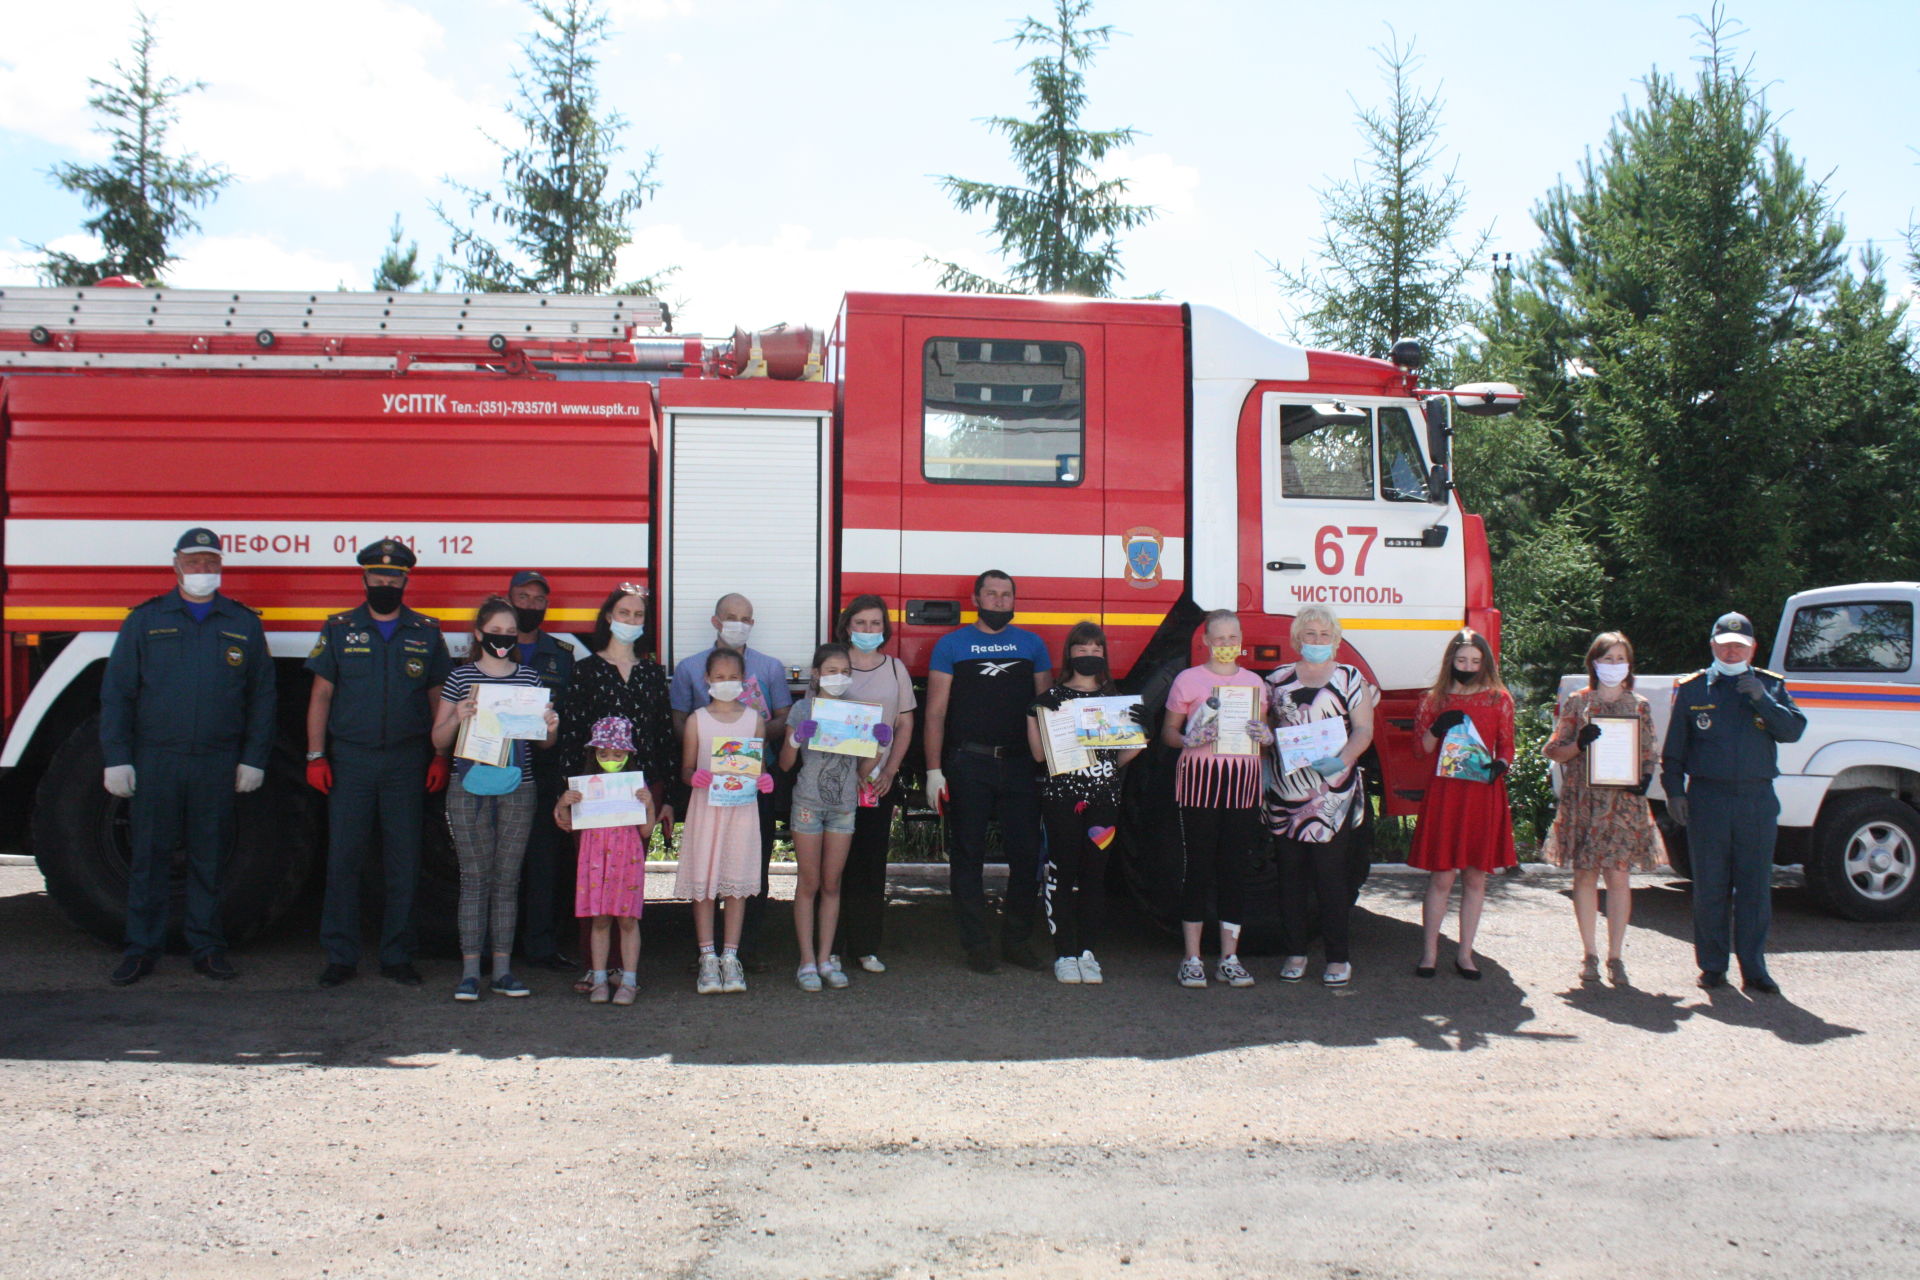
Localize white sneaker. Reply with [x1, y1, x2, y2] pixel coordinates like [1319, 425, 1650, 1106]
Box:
[1054, 956, 1082, 984]
[1280, 955, 1309, 982]
[1177, 957, 1208, 988]
[695, 954, 722, 995]
[796, 966, 822, 993]
[1217, 956, 1255, 988]
[720, 954, 747, 993]
[1323, 962, 1352, 987]
[858, 954, 886, 974]
[1077, 950, 1103, 985]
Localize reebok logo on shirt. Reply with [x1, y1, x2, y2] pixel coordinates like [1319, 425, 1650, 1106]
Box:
[975, 660, 1020, 677]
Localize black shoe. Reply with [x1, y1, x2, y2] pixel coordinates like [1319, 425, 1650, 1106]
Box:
[109, 954, 156, 986]
[1453, 960, 1482, 981]
[1414, 964, 1437, 979]
[380, 963, 424, 987]
[318, 963, 357, 988]
[964, 947, 999, 975]
[525, 953, 575, 974]
[1001, 941, 1044, 971]
[192, 950, 239, 981]
[1743, 974, 1782, 995]
[1697, 970, 1728, 990]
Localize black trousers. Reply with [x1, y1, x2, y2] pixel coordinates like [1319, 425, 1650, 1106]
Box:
[517, 768, 573, 960]
[1178, 804, 1259, 927]
[125, 747, 238, 957]
[321, 741, 429, 968]
[945, 750, 1044, 952]
[1041, 791, 1113, 959]
[837, 781, 899, 959]
[1277, 827, 1354, 963]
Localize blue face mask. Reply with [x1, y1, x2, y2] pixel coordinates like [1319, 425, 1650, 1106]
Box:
[1299, 642, 1336, 664]
[848, 631, 885, 652]
[1711, 657, 1751, 678]
[609, 620, 643, 643]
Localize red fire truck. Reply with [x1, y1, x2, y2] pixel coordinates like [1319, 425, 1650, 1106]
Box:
[0, 283, 1516, 945]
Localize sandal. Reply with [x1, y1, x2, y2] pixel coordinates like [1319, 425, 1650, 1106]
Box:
[612, 982, 637, 1007]
[572, 971, 595, 995]
[588, 981, 611, 1004]
[1580, 955, 1601, 984]
[1606, 958, 1629, 987]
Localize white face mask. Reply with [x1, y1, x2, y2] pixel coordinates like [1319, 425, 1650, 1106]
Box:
[718, 621, 752, 647]
[707, 680, 744, 703]
[818, 672, 853, 697]
[180, 573, 221, 597]
[609, 620, 643, 643]
[1594, 661, 1629, 688]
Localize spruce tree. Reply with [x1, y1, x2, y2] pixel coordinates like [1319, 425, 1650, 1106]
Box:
[372, 215, 428, 291]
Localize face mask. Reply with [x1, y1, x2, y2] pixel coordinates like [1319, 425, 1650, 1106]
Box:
[1452, 664, 1477, 682]
[977, 608, 1015, 631]
[609, 620, 644, 644]
[180, 573, 221, 597]
[479, 634, 517, 660]
[1299, 642, 1336, 664]
[513, 605, 546, 633]
[1210, 644, 1242, 665]
[1069, 654, 1108, 678]
[1595, 661, 1630, 687]
[818, 673, 853, 697]
[366, 583, 405, 613]
[718, 621, 752, 647]
[1711, 657, 1750, 678]
[708, 680, 743, 703]
[848, 631, 885, 652]
[598, 756, 627, 773]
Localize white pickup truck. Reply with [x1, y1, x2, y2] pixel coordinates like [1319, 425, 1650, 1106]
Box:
[1557, 583, 1920, 921]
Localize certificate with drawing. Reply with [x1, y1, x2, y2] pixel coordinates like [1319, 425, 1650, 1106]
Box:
[809, 698, 883, 758]
[476, 683, 550, 740]
[1074, 697, 1147, 749]
[708, 735, 763, 808]
[1436, 718, 1495, 783]
[568, 772, 649, 829]
[1584, 715, 1641, 788]
[1274, 718, 1348, 776]
[452, 714, 510, 767]
[1211, 685, 1260, 756]
[1039, 704, 1091, 775]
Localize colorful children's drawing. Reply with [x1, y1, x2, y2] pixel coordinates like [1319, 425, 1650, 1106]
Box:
[708, 736, 764, 807]
[1074, 696, 1146, 749]
[1436, 717, 1495, 783]
[808, 699, 883, 758]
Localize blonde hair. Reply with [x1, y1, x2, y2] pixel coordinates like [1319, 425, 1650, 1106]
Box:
[1201, 609, 1240, 639]
[1290, 605, 1342, 645]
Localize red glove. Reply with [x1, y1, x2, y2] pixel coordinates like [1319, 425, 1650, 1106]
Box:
[690, 768, 714, 789]
[424, 756, 451, 793]
[755, 772, 775, 794]
[305, 757, 333, 794]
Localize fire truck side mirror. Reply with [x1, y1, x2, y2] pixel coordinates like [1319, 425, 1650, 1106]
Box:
[1426, 464, 1453, 504]
[1423, 397, 1454, 504]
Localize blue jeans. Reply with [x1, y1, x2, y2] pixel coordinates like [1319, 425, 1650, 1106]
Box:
[1685, 779, 1778, 979]
[944, 750, 1043, 952]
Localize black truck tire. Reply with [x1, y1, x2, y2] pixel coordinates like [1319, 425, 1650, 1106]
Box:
[30, 714, 317, 949]
[1805, 793, 1920, 922]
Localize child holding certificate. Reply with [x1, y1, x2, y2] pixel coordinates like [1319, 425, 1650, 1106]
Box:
[1540, 631, 1663, 985]
[678, 648, 770, 994]
[1026, 622, 1143, 985]
[780, 643, 893, 991]
[1409, 629, 1516, 980]
[1161, 610, 1273, 989]
[558, 715, 654, 1005]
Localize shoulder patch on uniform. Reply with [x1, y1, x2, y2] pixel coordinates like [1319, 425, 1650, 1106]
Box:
[1755, 668, 1782, 679]
[327, 612, 354, 625]
[1675, 671, 1705, 685]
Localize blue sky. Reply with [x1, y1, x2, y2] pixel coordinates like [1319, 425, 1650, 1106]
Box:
[2, 0, 1914, 338]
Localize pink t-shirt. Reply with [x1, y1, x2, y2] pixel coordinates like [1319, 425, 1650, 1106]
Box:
[1165, 664, 1268, 808]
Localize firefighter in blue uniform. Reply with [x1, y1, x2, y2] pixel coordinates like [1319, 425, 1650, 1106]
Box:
[1660, 612, 1807, 994]
[100, 527, 275, 985]
[504, 569, 579, 971]
[306, 538, 452, 988]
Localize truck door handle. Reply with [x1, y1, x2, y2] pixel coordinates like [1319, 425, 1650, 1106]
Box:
[906, 599, 961, 626]
[1266, 560, 1306, 572]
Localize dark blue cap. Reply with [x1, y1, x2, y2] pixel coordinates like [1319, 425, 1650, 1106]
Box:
[1711, 612, 1757, 644]
[509, 570, 549, 590]
[174, 527, 221, 555]
[357, 538, 417, 572]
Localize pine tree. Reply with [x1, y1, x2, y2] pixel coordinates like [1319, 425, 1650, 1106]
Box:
[928, 0, 1155, 297]
[33, 12, 230, 286]
[1273, 31, 1489, 366]
[436, 0, 669, 297]
[372, 215, 428, 291]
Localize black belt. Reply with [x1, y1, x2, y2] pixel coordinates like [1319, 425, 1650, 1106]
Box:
[958, 742, 1020, 759]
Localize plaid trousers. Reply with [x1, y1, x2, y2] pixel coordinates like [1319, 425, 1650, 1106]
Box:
[446, 778, 537, 958]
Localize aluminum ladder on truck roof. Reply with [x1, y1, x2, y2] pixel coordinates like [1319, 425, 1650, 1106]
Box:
[0, 286, 666, 370]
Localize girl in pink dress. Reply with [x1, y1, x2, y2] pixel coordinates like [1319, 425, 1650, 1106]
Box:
[677, 648, 771, 994]
[557, 716, 653, 1006]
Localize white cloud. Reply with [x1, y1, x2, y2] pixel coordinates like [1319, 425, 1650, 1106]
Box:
[0, 1, 504, 187]
[166, 234, 363, 291]
[1097, 150, 1201, 218]
[618, 223, 948, 335]
[605, 0, 695, 20]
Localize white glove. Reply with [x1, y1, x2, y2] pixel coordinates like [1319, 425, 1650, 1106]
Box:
[235, 764, 265, 793]
[925, 767, 949, 814]
[103, 765, 137, 798]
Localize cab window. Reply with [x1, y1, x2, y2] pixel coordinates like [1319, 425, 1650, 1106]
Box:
[922, 338, 1085, 485]
[1280, 403, 1372, 500]
[1378, 406, 1431, 502]
[1786, 601, 1914, 673]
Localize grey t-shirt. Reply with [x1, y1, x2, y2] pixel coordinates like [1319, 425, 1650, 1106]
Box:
[791, 695, 864, 813]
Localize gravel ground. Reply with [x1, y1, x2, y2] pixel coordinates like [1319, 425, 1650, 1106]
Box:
[0, 862, 1913, 1279]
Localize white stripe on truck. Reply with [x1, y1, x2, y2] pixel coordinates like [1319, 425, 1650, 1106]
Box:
[3, 519, 650, 570]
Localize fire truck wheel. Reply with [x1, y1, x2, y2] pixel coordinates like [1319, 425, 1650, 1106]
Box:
[1806, 793, 1920, 922]
[30, 716, 318, 949]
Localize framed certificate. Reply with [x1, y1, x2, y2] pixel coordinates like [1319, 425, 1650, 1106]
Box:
[1584, 715, 1641, 788]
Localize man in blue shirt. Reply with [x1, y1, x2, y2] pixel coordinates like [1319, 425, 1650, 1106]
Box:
[505, 569, 579, 971]
[924, 570, 1053, 973]
[670, 592, 792, 970]
[100, 527, 275, 985]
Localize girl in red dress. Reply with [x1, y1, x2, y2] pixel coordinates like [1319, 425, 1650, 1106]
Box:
[1409, 629, 1516, 979]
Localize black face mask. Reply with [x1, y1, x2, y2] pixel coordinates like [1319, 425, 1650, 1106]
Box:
[366, 583, 405, 614]
[513, 605, 546, 633]
[1451, 664, 1477, 681]
[977, 608, 1015, 631]
[479, 634, 518, 660]
[1069, 654, 1108, 678]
